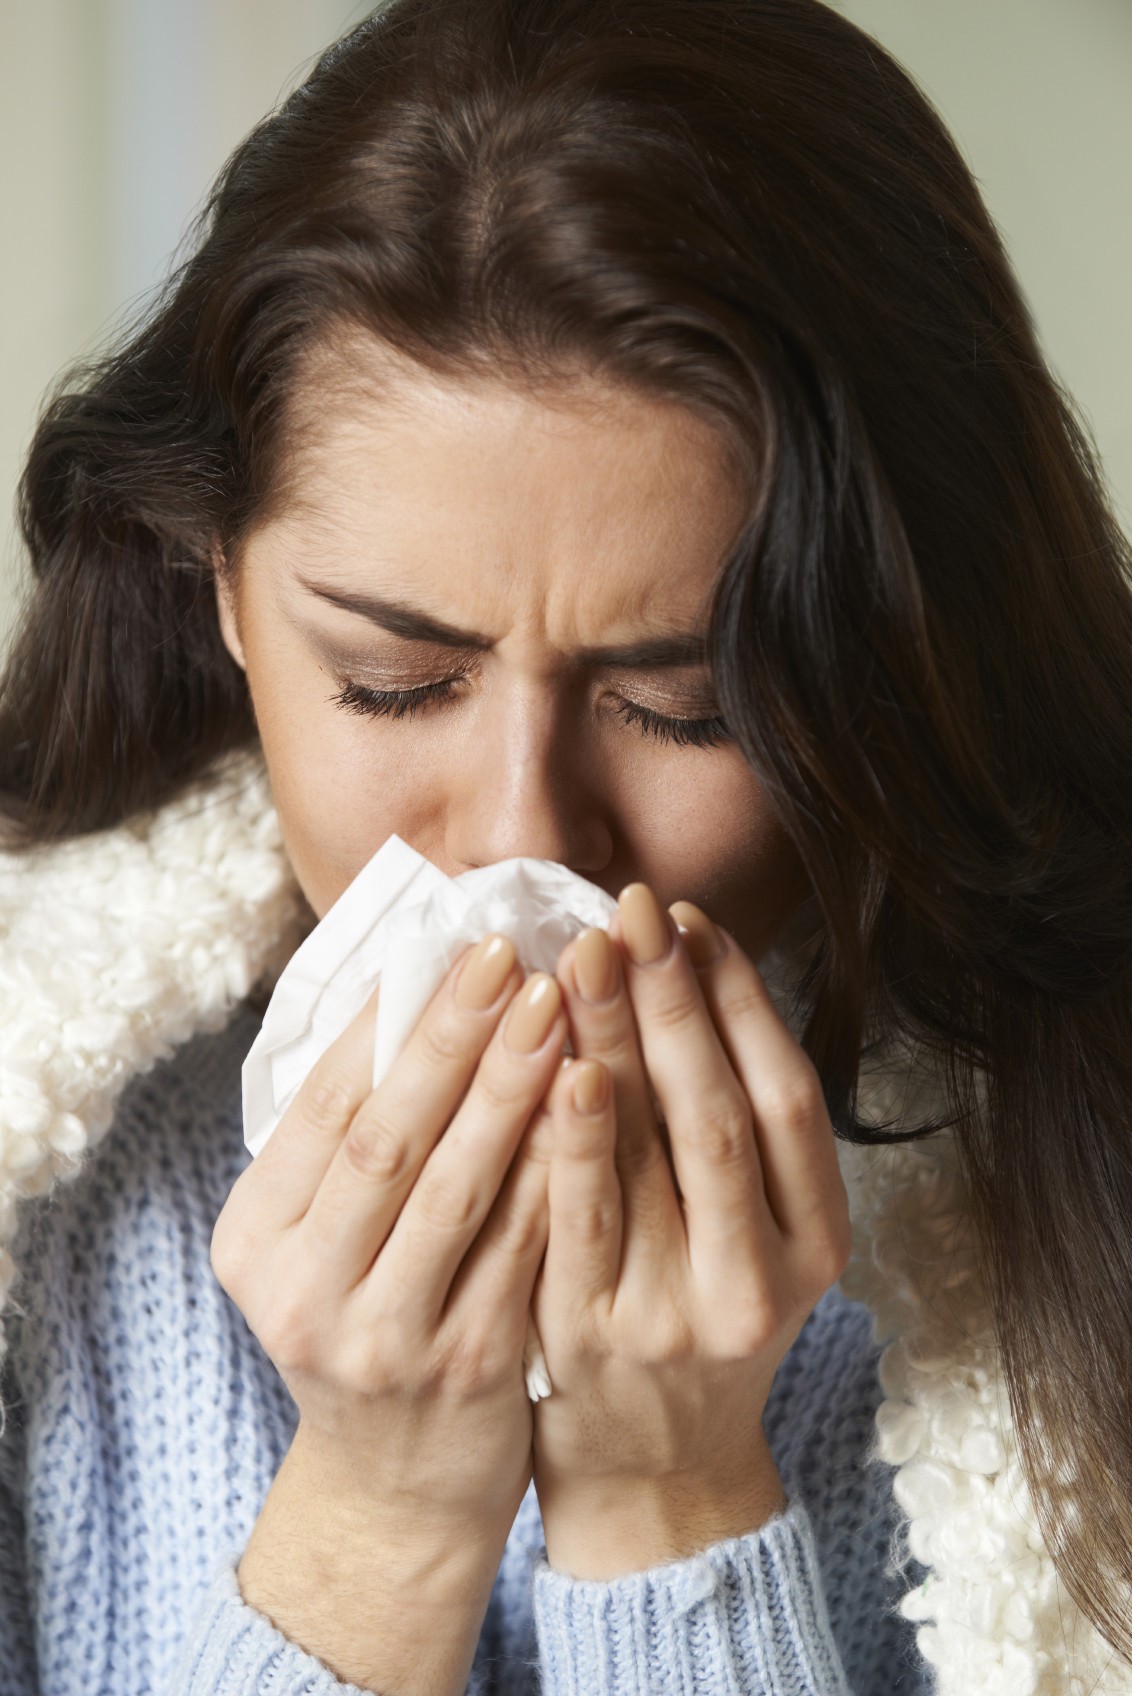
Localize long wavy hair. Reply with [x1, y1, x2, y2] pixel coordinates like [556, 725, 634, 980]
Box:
[3, 0, 1131, 1664]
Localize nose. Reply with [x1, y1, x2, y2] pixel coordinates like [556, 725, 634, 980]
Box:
[443, 686, 613, 876]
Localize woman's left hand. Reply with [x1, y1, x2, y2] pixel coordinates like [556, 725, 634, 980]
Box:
[528, 882, 852, 1579]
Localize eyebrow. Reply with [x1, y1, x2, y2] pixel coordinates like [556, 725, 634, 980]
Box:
[298, 577, 709, 667]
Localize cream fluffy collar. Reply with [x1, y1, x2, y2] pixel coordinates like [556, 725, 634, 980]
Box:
[0, 745, 1122, 1695]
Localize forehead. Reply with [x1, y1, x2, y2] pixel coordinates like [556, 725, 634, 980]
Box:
[266, 335, 751, 625]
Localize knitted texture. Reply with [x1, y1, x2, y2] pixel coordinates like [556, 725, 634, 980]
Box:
[0, 740, 1128, 1692]
[530, 1508, 850, 1693]
[0, 1006, 925, 1694]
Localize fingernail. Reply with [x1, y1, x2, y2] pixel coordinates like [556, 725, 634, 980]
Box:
[619, 883, 673, 967]
[670, 902, 727, 968]
[504, 974, 562, 1053]
[572, 1060, 610, 1116]
[573, 927, 619, 1003]
[454, 934, 516, 1010]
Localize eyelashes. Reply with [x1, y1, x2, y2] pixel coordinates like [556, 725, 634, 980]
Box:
[612, 694, 732, 750]
[329, 674, 733, 751]
[330, 676, 460, 722]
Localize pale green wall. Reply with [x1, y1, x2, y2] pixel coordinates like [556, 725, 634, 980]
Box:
[836, 0, 1132, 534]
[0, 0, 367, 655]
[2, 1, 1129, 657]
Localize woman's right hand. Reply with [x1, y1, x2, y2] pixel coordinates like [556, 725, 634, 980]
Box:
[209, 932, 569, 1545]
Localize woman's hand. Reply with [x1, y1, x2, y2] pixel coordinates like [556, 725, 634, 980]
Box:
[210, 932, 568, 1550]
[528, 884, 852, 1579]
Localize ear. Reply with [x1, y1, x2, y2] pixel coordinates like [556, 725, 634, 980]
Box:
[211, 547, 247, 672]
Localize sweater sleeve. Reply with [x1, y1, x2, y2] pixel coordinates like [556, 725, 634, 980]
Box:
[171, 1551, 498, 1696]
[1, 1307, 376, 1696]
[0, 1355, 38, 1696]
[530, 1492, 853, 1696]
[170, 1554, 390, 1696]
[2, 1298, 500, 1696]
[0, 1201, 504, 1696]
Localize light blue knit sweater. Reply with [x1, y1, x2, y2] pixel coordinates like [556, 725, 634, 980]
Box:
[0, 1004, 931, 1695]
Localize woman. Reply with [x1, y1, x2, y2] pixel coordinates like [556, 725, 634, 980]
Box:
[1, 0, 1129, 1691]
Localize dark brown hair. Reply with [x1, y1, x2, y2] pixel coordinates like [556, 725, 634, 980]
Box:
[4, 0, 1131, 1664]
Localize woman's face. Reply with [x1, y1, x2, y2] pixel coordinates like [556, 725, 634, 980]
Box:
[215, 342, 813, 965]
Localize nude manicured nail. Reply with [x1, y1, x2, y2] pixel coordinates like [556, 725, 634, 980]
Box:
[670, 902, 727, 968]
[574, 927, 618, 1003]
[454, 934, 516, 1010]
[619, 883, 673, 966]
[572, 1060, 610, 1116]
[505, 974, 562, 1053]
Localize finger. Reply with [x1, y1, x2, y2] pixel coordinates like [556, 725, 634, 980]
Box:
[615, 886, 775, 1271]
[245, 980, 384, 1223]
[543, 1057, 622, 1308]
[369, 973, 570, 1333]
[554, 923, 680, 1246]
[671, 903, 848, 1248]
[442, 1088, 556, 1358]
[300, 934, 524, 1285]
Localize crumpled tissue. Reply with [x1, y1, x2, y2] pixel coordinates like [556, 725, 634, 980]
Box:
[242, 833, 619, 1401]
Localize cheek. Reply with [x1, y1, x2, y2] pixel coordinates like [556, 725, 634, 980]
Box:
[244, 665, 431, 919]
[632, 754, 810, 964]
[711, 830, 813, 966]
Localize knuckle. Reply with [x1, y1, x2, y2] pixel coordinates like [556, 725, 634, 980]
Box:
[560, 1197, 620, 1246]
[616, 1130, 669, 1185]
[334, 1322, 401, 1396]
[761, 1072, 823, 1131]
[644, 990, 699, 1035]
[261, 1293, 320, 1375]
[715, 983, 764, 1028]
[416, 1168, 483, 1234]
[208, 1229, 233, 1293]
[495, 1192, 546, 1260]
[440, 1327, 503, 1395]
[341, 1112, 411, 1186]
[580, 1024, 637, 1069]
[416, 1015, 469, 1071]
[353, 1284, 428, 1381]
[301, 1072, 357, 1134]
[811, 1218, 854, 1288]
[474, 1060, 531, 1117]
[730, 1295, 779, 1355]
[636, 1316, 692, 1365]
[685, 1097, 752, 1163]
[209, 1190, 253, 1294]
[209, 1221, 239, 1292]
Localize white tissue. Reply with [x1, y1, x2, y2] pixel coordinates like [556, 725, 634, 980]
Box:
[242, 834, 619, 1401]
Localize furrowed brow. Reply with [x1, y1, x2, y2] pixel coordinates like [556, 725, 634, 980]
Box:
[299, 578, 708, 667]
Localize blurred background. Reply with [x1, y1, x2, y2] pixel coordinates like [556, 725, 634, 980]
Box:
[2, 0, 1130, 657]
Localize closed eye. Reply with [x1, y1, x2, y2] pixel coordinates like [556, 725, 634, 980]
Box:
[328, 674, 733, 750]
